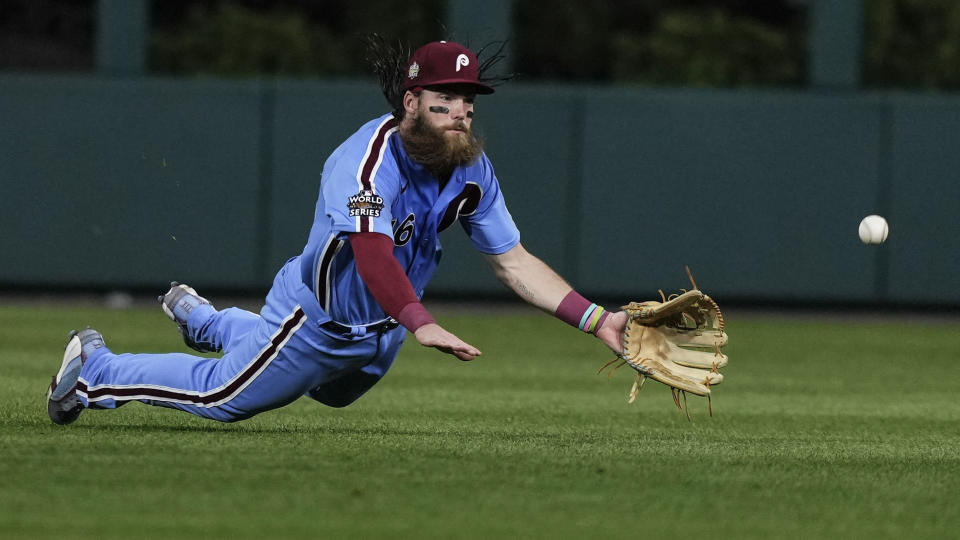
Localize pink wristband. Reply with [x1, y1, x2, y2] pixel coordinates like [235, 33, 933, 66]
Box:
[555, 291, 610, 334]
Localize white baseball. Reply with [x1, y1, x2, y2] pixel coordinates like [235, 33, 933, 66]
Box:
[858, 215, 889, 245]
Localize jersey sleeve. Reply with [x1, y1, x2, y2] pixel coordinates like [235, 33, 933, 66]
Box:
[321, 116, 400, 237]
[460, 155, 521, 254]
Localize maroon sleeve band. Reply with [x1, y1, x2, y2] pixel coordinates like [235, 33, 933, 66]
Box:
[397, 302, 436, 331]
[349, 232, 436, 331]
[555, 290, 610, 335]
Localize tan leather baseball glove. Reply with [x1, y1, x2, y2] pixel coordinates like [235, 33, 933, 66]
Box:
[600, 273, 728, 417]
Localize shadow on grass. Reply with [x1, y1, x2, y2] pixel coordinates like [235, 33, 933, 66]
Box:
[43, 417, 625, 447]
[49, 418, 482, 438]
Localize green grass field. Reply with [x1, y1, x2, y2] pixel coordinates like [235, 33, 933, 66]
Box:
[1, 301, 958, 539]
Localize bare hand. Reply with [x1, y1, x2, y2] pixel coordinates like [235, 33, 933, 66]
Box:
[595, 310, 627, 355]
[413, 323, 482, 361]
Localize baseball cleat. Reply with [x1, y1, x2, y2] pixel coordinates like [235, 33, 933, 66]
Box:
[158, 282, 220, 353]
[47, 328, 104, 425]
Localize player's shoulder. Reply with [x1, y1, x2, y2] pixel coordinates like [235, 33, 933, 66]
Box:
[326, 114, 401, 169]
[462, 152, 497, 183]
[343, 113, 399, 152]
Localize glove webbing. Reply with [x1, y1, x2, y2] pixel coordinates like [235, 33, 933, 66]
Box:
[599, 363, 713, 420]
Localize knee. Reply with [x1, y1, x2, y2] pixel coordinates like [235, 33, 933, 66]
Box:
[308, 389, 360, 408]
[307, 370, 384, 408]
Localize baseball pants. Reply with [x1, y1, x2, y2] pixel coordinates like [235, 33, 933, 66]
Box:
[75, 257, 406, 422]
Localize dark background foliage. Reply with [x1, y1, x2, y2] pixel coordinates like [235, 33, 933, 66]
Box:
[2, 0, 959, 88]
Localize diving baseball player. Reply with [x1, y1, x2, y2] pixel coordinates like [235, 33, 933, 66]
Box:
[47, 40, 628, 425]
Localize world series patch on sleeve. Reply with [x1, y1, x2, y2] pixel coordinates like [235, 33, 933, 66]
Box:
[599, 270, 728, 418]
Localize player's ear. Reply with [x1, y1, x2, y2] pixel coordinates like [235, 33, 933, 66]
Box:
[403, 91, 420, 117]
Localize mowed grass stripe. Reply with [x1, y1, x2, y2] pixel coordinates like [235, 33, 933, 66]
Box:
[0, 303, 957, 539]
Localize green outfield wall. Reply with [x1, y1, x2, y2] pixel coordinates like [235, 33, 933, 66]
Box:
[1, 74, 957, 305]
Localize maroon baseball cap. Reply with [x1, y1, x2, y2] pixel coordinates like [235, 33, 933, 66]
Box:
[403, 41, 495, 94]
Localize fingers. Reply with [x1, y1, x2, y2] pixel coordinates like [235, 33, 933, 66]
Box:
[438, 339, 481, 361]
[414, 323, 482, 361]
[450, 345, 481, 361]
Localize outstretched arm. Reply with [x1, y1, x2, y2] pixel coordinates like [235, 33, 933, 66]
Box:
[482, 243, 570, 313]
[483, 243, 625, 354]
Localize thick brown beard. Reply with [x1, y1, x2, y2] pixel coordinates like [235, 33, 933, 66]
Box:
[401, 113, 484, 180]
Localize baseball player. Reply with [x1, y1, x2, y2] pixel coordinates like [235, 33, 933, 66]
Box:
[46, 40, 629, 425]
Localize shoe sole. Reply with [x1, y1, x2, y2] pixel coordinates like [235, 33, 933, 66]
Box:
[47, 388, 82, 425]
[47, 331, 85, 425]
[48, 333, 82, 402]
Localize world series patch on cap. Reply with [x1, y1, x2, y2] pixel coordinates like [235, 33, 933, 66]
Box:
[404, 41, 494, 94]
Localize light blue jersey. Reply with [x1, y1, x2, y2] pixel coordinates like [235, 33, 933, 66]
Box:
[300, 114, 520, 325]
[74, 114, 520, 421]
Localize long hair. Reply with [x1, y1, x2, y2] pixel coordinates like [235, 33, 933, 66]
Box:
[364, 34, 410, 119]
[364, 33, 515, 120]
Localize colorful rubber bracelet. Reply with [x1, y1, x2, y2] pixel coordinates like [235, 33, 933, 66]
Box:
[555, 291, 610, 335]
